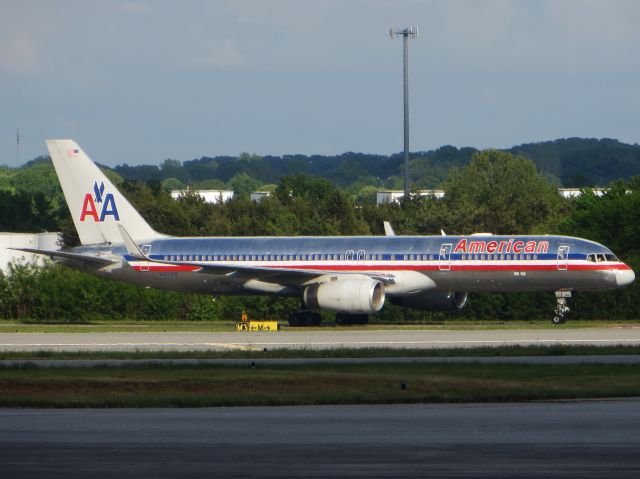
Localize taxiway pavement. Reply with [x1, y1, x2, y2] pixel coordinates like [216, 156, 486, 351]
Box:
[0, 327, 639, 352]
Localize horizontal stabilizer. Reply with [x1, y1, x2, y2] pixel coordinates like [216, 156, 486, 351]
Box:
[10, 247, 115, 267]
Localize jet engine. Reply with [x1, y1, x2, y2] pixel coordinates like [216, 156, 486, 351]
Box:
[304, 277, 385, 314]
[390, 291, 468, 311]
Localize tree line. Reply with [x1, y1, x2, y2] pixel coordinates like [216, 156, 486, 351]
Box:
[0, 149, 638, 322]
[109, 137, 640, 192]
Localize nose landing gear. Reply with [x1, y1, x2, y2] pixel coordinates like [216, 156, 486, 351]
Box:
[552, 291, 572, 324]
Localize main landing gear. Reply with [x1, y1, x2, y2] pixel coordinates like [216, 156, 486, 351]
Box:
[288, 310, 322, 327]
[288, 310, 370, 326]
[552, 291, 572, 324]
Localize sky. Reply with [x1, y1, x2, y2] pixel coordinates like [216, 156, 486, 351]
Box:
[1, 0, 639, 167]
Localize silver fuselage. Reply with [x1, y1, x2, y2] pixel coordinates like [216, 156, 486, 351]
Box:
[63, 234, 635, 297]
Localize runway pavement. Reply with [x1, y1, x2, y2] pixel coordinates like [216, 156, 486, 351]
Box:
[1, 400, 638, 478]
[0, 327, 639, 352]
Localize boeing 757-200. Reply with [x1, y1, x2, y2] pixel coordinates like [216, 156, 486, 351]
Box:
[17, 140, 635, 325]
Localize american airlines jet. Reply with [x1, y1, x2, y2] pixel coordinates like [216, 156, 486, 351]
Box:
[18, 140, 635, 325]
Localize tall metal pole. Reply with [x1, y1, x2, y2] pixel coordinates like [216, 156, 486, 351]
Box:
[390, 27, 417, 199]
[402, 33, 409, 199]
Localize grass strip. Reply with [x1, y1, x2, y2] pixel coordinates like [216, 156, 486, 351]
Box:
[1, 344, 639, 361]
[0, 362, 638, 407]
[0, 319, 637, 333]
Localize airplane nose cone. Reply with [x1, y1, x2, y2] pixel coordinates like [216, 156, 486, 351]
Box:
[616, 267, 635, 287]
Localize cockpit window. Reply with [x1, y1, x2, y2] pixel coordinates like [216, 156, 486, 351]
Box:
[588, 253, 620, 262]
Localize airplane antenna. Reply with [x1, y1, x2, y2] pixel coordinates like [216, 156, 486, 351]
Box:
[389, 26, 418, 200]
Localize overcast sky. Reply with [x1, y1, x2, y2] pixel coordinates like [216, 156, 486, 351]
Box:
[1, 0, 639, 167]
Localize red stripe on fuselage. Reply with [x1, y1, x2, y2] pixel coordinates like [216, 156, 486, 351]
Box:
[131, 264, 201, 272]
[131, 261, 630, 274]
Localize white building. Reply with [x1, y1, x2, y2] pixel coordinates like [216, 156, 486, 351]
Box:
[557, 188, 608, 198]
[376, 190, 445, 205]
[171, 189, 234, 204]
[0, 232, 61, 273]
[250, 191, 272, 202]
[377, 187, 615, 204]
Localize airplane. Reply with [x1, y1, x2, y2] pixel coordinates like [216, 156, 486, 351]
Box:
[16, 139, 635, 325]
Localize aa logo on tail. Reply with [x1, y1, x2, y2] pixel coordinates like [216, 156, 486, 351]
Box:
[80, 181, 120, 222]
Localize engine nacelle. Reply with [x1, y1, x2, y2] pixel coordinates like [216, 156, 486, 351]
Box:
[304, 277, 385, 314]
[390, 291, 468, 311]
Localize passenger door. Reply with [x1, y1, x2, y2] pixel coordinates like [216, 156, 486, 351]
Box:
[141, 244, 151, 272]
[557, 245, 569, 271]
[439, 243, 452, 271]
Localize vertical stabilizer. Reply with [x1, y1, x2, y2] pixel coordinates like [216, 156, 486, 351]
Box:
[46, 139, 164, 245]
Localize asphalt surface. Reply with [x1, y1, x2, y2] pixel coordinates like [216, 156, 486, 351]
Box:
[1, 327, 639, 352]
[1, 400, 639, 478]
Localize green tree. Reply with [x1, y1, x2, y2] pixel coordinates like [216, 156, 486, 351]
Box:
[442, 150, 566, 234]
[162, 178, 186, 191]
[560, 179, 640, 256]
[11, 159, 64, 209]
[228, 172, 262, 197]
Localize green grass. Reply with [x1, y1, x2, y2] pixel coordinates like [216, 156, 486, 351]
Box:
[0, 318, 637, 333]
[1, 344, 639, 361]
[0, 362, 637, 407]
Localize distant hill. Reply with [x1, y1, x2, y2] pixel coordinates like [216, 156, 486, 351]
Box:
[105, 137, 639, 189]
[508, 138, 640, 187]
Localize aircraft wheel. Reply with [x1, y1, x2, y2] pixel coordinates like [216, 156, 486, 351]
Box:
[288, 313, 300, 327]
[552, 315, 566, 325]
[309, 313, 322, 326]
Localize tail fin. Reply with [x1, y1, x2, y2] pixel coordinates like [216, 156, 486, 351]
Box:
[46, 139, 165, 245]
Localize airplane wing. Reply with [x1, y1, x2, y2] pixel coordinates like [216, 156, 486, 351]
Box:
[10, 247, 116, 267]
[117, 224, 396, 286]
[127, 254, 396, 285]
[198, 262, 395, 284]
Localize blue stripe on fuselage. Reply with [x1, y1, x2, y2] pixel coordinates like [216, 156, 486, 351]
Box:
[130, 235, 612, 261]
